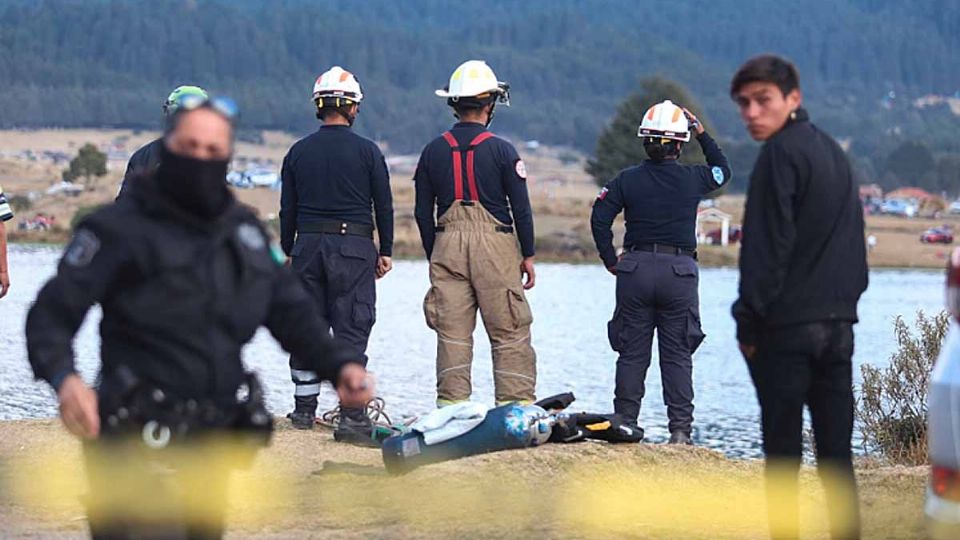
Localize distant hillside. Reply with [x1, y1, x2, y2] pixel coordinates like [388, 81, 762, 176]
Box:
[0, 0, 958, 161]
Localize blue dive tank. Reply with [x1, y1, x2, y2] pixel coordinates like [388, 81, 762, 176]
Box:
[382, 403, 547, 475]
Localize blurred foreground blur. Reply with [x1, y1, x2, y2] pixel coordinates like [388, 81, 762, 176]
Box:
[1, 419, 927, 539]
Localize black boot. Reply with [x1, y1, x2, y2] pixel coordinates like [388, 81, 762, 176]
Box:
[668, 430, 693, 445]
[333, 406, 379, 447]
[287, 394, 318, 430]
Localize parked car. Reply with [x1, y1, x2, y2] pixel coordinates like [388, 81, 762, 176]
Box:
[226, 171, 253, 189]
[704, 226, 742, 245]
[922, 228, 954, 244]
[45, 181, 84, 197]
[246, 169, 280, 188]
[926, 248, 960, 538]
[880, 199, 918, 218]
[950, 200, 960, 215]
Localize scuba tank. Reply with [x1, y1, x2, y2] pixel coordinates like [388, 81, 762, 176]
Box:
[381, 403, 551, 475]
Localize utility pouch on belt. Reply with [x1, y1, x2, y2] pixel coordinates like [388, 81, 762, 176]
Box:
[100, 366, 273, 462]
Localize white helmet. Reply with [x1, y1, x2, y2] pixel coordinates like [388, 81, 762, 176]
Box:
[435, 60, 510, 105]
[637, 100, 690, 142]
[312, 66, 363, 104]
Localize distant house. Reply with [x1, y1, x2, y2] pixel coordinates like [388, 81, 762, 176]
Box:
[886, 187, 934, 201]
[696, 207, 734, 246]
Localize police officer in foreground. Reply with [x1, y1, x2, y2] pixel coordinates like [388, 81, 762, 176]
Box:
[591, 100, 731, 445]
[117, 85, 208, 199]
[26, 98, 371, 539]
[280, 66, 393, 439]
[414, 60, 537, 407]
[732, 54, 865, 539]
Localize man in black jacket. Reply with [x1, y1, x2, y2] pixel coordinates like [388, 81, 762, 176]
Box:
[27, 100, 370, 539]
[731, 55, 867, 540]
[116, 85, 208, 200]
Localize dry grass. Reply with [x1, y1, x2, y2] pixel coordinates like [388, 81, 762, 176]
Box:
[0, 419, 929, 539]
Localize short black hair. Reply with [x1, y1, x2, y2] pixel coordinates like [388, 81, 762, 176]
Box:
[318, 105, 353, 120]
[164, 104, 233, 136]
[730, 54, 800, 98]
[450, 93, 497, 115]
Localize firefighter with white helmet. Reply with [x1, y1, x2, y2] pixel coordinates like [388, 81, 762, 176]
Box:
[281, 66, 393, 443]
[590, 99, 731, 444]
[414, 60, 537, 407]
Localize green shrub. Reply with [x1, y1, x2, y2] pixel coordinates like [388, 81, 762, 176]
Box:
[7, 194, 31, 212]
[857, 310, 949, 465]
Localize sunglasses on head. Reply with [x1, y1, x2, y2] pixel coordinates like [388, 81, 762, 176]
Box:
[175, 95, 240, 120]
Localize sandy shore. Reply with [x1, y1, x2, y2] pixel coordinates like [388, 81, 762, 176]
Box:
[0, 419, 928, 539]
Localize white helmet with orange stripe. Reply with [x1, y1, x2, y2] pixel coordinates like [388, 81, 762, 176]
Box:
[638, 100, 690, 142]
[312, 66, 364, 105]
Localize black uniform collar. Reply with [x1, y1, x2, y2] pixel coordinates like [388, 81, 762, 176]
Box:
[785, 107, 810, 127]
[127, 171, 241, 231]
[769, 107, 810, 141]
[645, 157, 680, 166]
[453, 121, 486, 129]
[320, 124, 351, 131]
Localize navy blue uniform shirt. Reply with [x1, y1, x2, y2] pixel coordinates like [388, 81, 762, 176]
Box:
[280, 125, 394, 256]
[414, 122, 535, 258]
[590, 132, 731, 268]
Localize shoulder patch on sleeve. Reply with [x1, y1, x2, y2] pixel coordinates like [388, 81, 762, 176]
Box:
[514, 159, 527, 180]
[237, 222, 267, 251]
[711, 166, 726, 185]
[597, 187, 609, 200]
[64, 229, 101, 267]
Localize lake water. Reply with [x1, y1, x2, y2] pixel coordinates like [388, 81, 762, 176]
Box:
[0, 244, 945, 458]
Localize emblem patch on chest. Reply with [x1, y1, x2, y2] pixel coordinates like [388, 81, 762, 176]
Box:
[236, 223, 266, 250]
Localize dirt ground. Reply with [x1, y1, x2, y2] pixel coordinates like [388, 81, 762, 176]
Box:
[0, 419, 928, 539]
[0, 128, 955, 268]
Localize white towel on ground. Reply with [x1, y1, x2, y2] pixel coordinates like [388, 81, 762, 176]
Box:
[410, 402, 488, 445]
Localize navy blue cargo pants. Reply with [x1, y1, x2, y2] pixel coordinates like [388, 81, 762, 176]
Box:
[607, 250, 705, 433]
[288, 233, 377, 396]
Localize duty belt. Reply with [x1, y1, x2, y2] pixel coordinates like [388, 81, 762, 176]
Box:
[435, 224, 514, 234]
[100, 366, 273, 453]
[627, 243, 698, 260]
[298, 220, 374, 238]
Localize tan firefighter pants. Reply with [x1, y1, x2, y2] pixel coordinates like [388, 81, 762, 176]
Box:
[423, 202, 537, 405]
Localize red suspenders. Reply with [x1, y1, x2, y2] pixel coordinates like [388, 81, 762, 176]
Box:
[441, 131, 495, 202]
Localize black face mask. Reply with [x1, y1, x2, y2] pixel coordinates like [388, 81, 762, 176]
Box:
[155, 144, 231, 218]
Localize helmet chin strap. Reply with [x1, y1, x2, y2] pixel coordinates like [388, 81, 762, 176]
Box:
[343, 107, 357, 126]
[485, 102, 496, 128]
